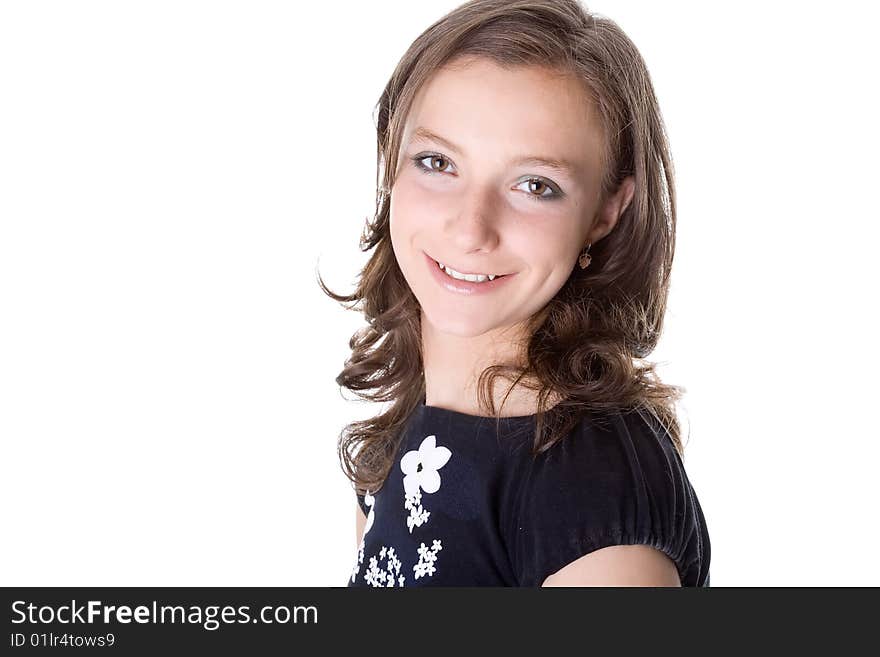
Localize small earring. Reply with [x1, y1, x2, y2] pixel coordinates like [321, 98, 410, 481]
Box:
[578, 242, 592, 269]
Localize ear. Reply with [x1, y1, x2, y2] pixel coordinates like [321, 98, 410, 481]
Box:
[588, 175, 635, 244]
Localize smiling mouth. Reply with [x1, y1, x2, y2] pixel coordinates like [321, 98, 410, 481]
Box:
[426, 252, 512, 281]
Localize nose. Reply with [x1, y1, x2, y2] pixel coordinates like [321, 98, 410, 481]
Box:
[444, 183, 502, 253]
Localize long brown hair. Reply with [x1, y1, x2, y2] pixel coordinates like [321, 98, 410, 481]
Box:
[317, 0, 686, 498]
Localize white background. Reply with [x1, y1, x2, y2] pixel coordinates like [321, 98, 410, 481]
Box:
[1, 0, 877, 586]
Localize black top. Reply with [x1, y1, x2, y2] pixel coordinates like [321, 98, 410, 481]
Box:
[347, 401, 711, 587]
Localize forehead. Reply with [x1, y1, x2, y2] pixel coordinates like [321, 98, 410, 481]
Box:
[402, 57, 605, 175]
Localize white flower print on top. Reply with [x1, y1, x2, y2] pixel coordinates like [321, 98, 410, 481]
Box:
[400, 434, 452, 533]
[403, 489, 431, 532]
[350, 537, 365, 584]
[413, 539, 442, 580]
[350, 491, 376, 584]
[401, 435, 452, 496]
[363, 491, 375, 535]
[353, 434, 451, 586]
[364, 545, 405, 587]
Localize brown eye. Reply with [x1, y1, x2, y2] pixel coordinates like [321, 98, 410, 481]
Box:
[517, 176, 563, 202]
[527, 179, 548, 195]
[411, 153, 455, 176]
[430, 155, 449, 171]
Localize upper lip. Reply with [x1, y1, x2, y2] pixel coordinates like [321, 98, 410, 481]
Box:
[426, 251, 511, 277]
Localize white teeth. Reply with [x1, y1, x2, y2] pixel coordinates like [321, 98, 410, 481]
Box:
[435, 260, 497, 283]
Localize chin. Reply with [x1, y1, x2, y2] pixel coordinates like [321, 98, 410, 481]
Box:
[420, 306, 498, 338]
[422, 303, 524, 339]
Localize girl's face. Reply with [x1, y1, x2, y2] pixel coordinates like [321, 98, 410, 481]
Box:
[390, 56, 611, 339]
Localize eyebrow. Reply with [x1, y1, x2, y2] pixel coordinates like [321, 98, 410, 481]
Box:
[409, 126, 582, 179]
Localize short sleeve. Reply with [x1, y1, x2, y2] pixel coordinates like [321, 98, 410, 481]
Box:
[510, 409, 710, 587]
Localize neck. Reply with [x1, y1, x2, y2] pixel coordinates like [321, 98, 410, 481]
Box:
[420, 309, 553, 418]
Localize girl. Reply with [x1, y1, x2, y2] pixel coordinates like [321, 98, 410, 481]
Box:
[320, 0, 711, 587]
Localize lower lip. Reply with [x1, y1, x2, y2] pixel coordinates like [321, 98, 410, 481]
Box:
[423, 251, 516, 296]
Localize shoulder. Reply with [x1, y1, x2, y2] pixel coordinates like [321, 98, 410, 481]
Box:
[510, 407, 710, 587]
[521, 408, 684, 517]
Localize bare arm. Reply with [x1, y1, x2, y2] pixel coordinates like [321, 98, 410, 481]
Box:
[355, 501, 367, 552]
[542, 545, 681, 587]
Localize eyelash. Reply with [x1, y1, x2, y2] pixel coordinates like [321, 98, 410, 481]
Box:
[409, 152, 564, 202]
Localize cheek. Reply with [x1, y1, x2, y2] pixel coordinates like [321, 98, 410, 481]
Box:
[388, 185, 430, 276]
[510, 224, 580, 264]
[513, 230, 583, 298]
[390, 178, 442, 239]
